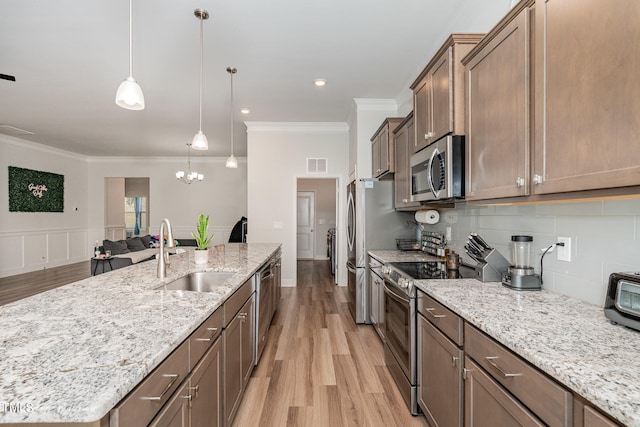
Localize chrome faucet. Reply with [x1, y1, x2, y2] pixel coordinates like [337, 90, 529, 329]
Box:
[157, 218, 175, 279]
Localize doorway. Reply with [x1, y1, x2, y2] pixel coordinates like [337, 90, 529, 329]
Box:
[296, 178, 338, 278]
[296, 191, 315, 259]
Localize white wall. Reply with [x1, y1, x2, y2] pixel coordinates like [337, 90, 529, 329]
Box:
[246, 122, 349, 287]
[422, 199, 640, 307]
[297, 178, 337, 260]
[87, 157, 248, 247]
[0, 135, 89, 277]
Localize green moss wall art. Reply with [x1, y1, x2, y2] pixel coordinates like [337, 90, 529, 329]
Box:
[8, 166, 64, 213]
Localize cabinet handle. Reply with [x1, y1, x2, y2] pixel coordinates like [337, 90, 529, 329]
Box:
[516, 177, 525, 188]
[533, 174, 543, 185]
[140, 374, 180, 400]
[452, 356, 459, 367]
[402, 198, 408, 203]
[485, 356, 522, 378]
[181, 393, 193, 408]
[425, 307, 446, 319]
[195, 327, 219, 342]
[189, 385, 200, 399]
[425, 132, 434, 140]
[238, 312, 248, 321]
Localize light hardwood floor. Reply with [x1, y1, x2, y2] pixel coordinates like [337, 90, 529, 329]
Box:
[233, 260, 428, 427]
[0, 261, 90, 306]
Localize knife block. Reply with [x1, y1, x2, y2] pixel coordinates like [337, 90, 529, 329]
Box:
[472, 248, 510, 282]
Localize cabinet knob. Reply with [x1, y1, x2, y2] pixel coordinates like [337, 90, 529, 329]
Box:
[533, 174, 543, 185]
[425, 132, 434, 140]
[516, 177, 525, 188]
[452, 356, 459, 367]
[402, 199, 408, 203]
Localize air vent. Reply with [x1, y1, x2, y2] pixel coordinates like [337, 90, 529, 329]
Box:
[0, 125, 34, 136]
[307, 158, 328, 174]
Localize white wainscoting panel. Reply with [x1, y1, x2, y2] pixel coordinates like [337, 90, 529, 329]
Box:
[0, 229, 91, 278]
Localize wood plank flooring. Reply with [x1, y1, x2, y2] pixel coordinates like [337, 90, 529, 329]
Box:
[0, 261, 91, 306]
[233, 260, 428, 427]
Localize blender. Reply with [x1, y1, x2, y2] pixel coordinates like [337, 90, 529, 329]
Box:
[501, 235, 542, 290]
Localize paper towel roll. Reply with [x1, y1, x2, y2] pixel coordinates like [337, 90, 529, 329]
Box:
[415, 209, 440, 224]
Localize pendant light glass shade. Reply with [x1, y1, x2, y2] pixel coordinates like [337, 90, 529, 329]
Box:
[116, 0, 145, 110]
[192, 130, 208, 150]
[226, 67, 238, 168]
[116, 77, 145, 110]
[225, 154, 238, 168]
[192, 9, 209, 151]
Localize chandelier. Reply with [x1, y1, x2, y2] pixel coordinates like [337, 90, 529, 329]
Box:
[176, 143, 204, 184]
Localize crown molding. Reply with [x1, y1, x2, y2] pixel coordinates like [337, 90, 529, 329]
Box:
[244, 122, 349, 134]
[0, 134, 88, 161]
[353, 98, 398, 112]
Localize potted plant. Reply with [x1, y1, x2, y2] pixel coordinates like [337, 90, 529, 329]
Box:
[192, 214, 215, 264]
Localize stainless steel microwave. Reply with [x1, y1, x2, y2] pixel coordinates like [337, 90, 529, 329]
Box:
[410, 135, 465, 202]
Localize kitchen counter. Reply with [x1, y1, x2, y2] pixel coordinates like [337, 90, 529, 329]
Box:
[369, 249, 640, 426]
[0, 243, 280, 424]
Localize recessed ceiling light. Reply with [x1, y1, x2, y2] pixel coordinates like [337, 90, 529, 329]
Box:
[240, 108, 250, 114]
[314, 79, 327, 87]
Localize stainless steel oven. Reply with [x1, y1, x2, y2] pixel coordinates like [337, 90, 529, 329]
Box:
[410, 135, 464, 202]
[382, 265, 418, 415]
[382, 260, 476, 415]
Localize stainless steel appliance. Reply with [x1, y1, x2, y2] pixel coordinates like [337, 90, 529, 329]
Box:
[501, 235, 542, 291]
[605, 271, 640, 332]
[255, 252, 281, 364]
[410, 135, 464, 203]
[381, 260, 475, 415]
[346, 179, 413, 324]
[327, 228, 336, 276]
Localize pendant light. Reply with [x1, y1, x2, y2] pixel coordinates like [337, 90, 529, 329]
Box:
[225, 66, 238, 168]
[191, 9, 209, 150]
[176, 143, 204, 184]
[115, 0, 145, 110]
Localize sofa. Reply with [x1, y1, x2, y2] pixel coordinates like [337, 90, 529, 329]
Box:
[91, 235, 197, 275]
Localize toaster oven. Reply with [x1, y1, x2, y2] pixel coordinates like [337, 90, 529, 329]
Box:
[604, 272, 640, 332]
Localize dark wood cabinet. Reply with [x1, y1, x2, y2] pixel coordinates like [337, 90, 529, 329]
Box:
[532, 0, 640, 195]
[372, 118, 402, 178]
[464, 357, 544, 427]
[190, 337, 223, 427]
[463, 3, 533, 201]
[393, 113, 421, 210]
[411, 34, 483, 154]
[418, 314, 463, 427]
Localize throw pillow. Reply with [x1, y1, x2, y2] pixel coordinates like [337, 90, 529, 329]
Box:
[103, 239, 130, 255]
[140, 234, 152, 248]
[126, 237, 147, 252]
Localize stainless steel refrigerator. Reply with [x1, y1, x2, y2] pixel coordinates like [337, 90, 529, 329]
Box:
[346, 179, 414, 324]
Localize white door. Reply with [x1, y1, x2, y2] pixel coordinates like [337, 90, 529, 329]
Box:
[296, 191, 315, 259]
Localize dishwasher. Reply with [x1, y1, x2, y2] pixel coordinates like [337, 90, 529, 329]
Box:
[254, 258, 275, 364]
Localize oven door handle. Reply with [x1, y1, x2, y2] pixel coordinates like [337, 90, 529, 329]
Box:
[383, 280, 410, 304]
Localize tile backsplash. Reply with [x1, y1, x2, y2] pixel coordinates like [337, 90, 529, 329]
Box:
[423, 198, 640, 307]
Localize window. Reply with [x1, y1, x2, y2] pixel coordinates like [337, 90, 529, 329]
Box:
[125, 197, 147, 236]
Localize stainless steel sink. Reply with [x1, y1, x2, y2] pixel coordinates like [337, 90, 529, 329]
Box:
[159, 271, 236, 292]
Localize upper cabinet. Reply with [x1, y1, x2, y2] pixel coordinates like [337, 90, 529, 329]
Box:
[372, 117, 403, 179]
[463, 2, 533, 201]
[411, 34, 484, 154]
[465, 0, 640, 202]
[393, 112, 421, 210]
[532, 0, 640, 195]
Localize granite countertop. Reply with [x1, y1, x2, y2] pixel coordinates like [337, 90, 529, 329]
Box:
[369, 249, 640, 426]
[0, 243, 280, 424]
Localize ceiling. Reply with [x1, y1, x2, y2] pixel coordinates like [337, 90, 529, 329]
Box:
[0, 0, 511, 158]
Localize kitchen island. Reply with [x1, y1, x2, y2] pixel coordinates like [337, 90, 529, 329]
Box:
[370, 249, 640, 426]
[0, 243, 280, 425]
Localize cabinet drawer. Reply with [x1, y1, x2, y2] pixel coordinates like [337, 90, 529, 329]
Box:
[417, 291, 463, 346]
[190, 306, 223, 370]
[224, 278, 253, 327]
[465, 323, 572, 426]
[110, 340, 189, 427]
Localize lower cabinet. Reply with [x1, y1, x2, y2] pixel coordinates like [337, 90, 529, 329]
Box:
[464, 357, 544, 427]
[150, 338, 223, 427]
[418, 314, 463, 427]
[225, 293, 256, 427]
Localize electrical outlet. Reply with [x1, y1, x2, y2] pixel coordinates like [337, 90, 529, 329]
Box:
[557, 237, 571, 262]
[446, 227, 452, 242]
